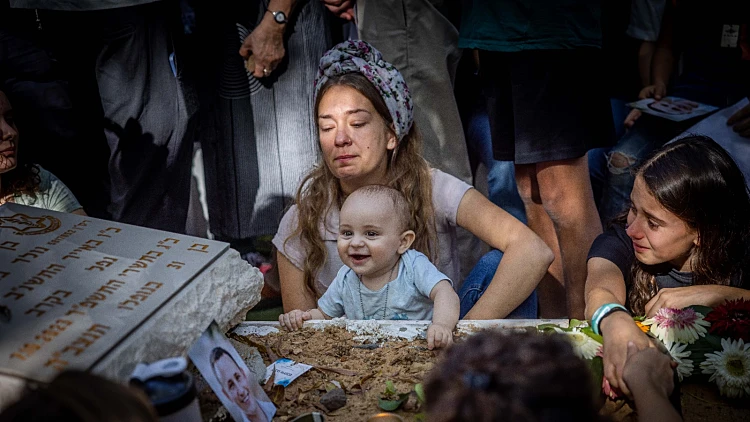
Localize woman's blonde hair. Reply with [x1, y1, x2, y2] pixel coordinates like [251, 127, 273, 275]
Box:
[287, 73, 437, 297]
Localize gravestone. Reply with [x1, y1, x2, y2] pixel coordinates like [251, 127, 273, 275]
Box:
[0, 203, 263, 408]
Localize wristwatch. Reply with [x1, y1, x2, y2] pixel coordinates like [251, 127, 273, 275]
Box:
[267, 9, 288, 24]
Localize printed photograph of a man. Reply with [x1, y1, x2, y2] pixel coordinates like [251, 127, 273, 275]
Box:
[188, 321, 276, 422]
[210, 346, 275, 422]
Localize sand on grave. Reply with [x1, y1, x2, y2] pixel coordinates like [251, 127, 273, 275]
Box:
[190, 322, 644, 422]
[193, 323, 439, 421]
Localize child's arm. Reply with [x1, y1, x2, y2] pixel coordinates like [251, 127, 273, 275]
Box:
[427, 280, 459, 350]
[279, 308, 330, 331]
[622, 342, 682, 422]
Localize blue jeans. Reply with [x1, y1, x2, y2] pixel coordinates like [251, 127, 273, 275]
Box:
[589, 98, 632, 217]
[466, 104, 527, 224]
[458, 249, 538, 319]
[598, 114, 689, 225]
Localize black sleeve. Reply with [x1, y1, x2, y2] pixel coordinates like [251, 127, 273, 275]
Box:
[587, 224, 634, 281]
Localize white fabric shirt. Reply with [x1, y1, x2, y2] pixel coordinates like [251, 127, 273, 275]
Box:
[11, 165, 82, 213]
[272, 169, 472, 295]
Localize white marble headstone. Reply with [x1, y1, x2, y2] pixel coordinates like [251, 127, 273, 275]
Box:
[0, 203, 263, 408]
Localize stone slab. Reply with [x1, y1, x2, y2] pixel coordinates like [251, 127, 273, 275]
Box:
[0, 203, 263, 409]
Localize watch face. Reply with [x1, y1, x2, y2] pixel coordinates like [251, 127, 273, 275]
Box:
[274, 11, 287, 23]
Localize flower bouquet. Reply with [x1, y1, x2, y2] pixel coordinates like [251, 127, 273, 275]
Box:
[538, 298, 750, 401]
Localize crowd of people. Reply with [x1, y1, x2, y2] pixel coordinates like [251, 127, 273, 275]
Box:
[2, 0, 750, 420]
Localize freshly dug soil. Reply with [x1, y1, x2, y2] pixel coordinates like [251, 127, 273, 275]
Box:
[192, 324, 748, 422]
[196, 324, 439, 421]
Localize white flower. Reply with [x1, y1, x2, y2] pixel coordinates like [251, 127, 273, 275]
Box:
[700, 338, 750, 398]
[558, 331, 601, 360]
[642, 307, 710, 344]
[665, 341, 694, 381]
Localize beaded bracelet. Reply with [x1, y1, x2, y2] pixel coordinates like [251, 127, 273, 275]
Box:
[591, 303, 630, 335]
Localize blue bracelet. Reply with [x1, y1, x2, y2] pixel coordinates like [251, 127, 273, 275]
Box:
[591, 303, 630, 336]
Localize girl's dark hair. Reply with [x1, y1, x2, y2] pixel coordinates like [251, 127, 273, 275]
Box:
[627, 135, 750, 314]
[424, 331, 602, 422]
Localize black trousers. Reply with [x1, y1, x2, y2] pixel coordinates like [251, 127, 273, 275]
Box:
[34, 1, 193, 234]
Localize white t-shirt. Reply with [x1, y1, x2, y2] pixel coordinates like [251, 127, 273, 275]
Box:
[317, 249, 452, 321]
[11, 165, 82, 213]
[271, 169, 472, 295]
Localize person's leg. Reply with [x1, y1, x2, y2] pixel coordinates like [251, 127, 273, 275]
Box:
[535, 156, 602, 320]
[458, 249, 537, 319]
[598, 115, 675, 226]
[94, 3, 193, 233]
[515, 163, 566, 318]
[467, 103, 526, 223]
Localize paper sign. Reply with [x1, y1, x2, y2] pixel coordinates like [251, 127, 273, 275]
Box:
[628, 96, 719, 122]
[189, 321, 276, 422]
[0, 203, 227, 382]
[264, 358, 313, 387]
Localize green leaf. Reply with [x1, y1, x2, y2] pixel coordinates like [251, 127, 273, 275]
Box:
[569, 318, 583, 329]
[414, 412, 426, 422]
[688, 305, 713, 316]
[378, 398, 404, 411]
[415, 383, 425, 404]
[537, 323, 567, 332]
[579, 326, 604, 344]
[378, 393, 409, 411]
[385, 380, 397, 396]
[589, 356, 604, 399]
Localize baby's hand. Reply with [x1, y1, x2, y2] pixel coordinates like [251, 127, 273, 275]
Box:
[279, 309, 312, 331]
[427, 323, 454, 350]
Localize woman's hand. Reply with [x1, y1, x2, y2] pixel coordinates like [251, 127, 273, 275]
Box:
[239, 15, 286, 78]
[279, 309, 312, 330]
[600, 311, 653, 398]
[644, 285, 750, 317]
[623, 109, 642, 129]
[639, 82, 667, 101]
[320, 0, 356, 20]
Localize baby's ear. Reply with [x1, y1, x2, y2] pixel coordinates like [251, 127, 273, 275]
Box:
[398, 230, 416, 254]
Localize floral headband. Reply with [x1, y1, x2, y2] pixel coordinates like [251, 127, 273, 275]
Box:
[313, 40, 413, 141]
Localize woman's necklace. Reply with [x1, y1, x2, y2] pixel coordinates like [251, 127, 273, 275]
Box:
[357, 262, 398, 320]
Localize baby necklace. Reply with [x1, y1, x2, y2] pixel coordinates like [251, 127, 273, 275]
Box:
[357, 262, 398, 320]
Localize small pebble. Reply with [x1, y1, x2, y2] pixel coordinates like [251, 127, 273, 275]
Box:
[320, 388, 347, 411]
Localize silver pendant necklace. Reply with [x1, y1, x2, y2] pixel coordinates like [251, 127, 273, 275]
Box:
[357, 262, 397, 320]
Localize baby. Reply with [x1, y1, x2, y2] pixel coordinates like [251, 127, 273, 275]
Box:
[279, 184, 459, 349]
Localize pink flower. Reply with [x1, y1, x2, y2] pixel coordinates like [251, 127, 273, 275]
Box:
[642, 307, 710, 344]
[602, 376, 619, 400]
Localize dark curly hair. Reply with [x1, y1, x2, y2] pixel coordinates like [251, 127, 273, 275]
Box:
[0, 370, 157, 422]
[424, 330, 603, 422]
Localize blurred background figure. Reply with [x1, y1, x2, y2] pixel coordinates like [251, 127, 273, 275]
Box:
[460, 0, 616, 319]
[0, 370, 158, 422]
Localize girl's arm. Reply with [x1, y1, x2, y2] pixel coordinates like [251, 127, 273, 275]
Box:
[585, 257, 653, 399]
[457, 189, 554, 320]
[427, 280, 459, 349]
[644, 285, 750, 317]
[277, 251, 318, 312]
